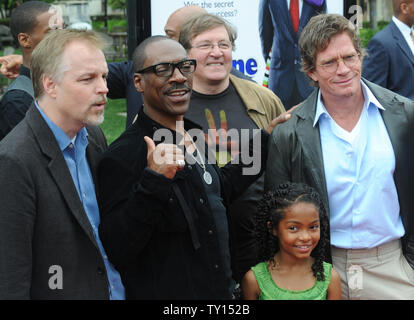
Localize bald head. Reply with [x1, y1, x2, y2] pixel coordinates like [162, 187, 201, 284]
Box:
[164, 5, 207, 40]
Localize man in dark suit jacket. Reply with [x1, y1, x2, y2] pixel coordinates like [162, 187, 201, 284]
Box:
[266, 14, 414, 299]
[259, 0, 326, 109]
[0, 29, 124, 299]
[362, 0, 414, 100]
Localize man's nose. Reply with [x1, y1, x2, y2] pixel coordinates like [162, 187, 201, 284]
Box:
[336, 58, 350, 73]
[97, 76, 109, 94]
[169, 66, 187, 82]
[209, 44, 224, 56]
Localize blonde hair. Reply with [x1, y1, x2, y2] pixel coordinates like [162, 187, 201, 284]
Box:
[30, 29, 107, 98]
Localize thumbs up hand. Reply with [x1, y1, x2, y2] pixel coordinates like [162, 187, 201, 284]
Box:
[144, 136, 185, 179]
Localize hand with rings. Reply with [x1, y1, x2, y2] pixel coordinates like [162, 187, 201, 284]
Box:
[144, 136, 185, 179]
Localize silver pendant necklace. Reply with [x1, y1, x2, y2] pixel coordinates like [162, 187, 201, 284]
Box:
[184, 132, 212, 185]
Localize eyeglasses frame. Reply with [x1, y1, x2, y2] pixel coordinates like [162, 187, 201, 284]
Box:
[135, 59, 197, 78]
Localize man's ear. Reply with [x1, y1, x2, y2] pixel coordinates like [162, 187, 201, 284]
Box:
[17, 33, 32, 49]
[42, 74, 57, 98]
[307, 70, 318, 83]
[401, 2, 408, 14]
[133, 73, 145, 93]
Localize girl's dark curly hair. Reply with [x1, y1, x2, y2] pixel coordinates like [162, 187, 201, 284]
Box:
[255, 182, 329, 281]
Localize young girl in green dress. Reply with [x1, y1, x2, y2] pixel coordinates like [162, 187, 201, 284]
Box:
[242, 182, 341, 300]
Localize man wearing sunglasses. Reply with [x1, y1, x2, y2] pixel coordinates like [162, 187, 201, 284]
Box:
[96, 35, 290, 299]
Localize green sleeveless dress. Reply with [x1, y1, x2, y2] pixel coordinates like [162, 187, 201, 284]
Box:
[251, 261, 332, 300]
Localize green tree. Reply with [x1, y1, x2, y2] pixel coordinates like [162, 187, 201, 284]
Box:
[108, 0, 126, 11]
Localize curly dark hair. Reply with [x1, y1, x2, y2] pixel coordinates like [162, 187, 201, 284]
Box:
[255, 182, 329, 281]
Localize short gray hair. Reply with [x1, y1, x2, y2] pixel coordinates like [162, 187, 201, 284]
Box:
[31, 29, 107, 98]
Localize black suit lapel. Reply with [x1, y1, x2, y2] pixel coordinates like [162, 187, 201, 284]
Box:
[295, 91, 330, 213]
[26, 106, 99, 248]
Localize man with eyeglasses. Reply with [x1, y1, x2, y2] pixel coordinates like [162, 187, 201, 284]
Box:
[178, 13, 285, 284]
[265, 14, 414, 300]
[96, 35, 290, 299]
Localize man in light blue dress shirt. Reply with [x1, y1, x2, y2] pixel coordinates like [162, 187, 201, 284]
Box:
[0, 29, 124, 299]
[265, 14, 414, 299]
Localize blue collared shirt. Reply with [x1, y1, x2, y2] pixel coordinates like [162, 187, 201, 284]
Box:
[35, 102, 125, 299]
[314, 81, 405, 249]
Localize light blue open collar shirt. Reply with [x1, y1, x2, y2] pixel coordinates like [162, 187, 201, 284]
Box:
[313, 81, 405, 249]
[35, 102, 125, 299]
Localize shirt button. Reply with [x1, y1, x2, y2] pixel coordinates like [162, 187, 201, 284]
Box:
[355, 211, 360, 215]
[188, 165, 192, 170]
[213, 264, 219, 269]
[69, 143, 74, 149]
[199, 198, 204, 204]
[168, 198, 174, 204]
[355, 238, 360, 242]
[208, 230, 213, 235]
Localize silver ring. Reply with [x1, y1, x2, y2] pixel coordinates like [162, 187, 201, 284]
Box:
[177, 159, 185, 167]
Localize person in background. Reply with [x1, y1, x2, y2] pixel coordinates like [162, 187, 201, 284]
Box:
[0, 1, 63, 141]
[362, 0, 414, 100]
[259, 0, 326, 109]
